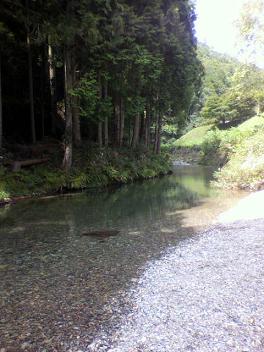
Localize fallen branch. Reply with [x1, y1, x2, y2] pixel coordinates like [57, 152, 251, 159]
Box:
[12, 158, 48, 172]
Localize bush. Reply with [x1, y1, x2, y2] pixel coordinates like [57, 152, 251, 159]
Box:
[214, 128, 264, 190]
[201, 128, 253, 167]
[0, 149, 172, 201]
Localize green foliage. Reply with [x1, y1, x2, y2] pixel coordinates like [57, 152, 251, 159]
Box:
[193, 44, 264, 131]
[201, 128, 252, 166]
[214, 127, 264, 189]
[71, 73, 113, 123]
[0, 150, 171, 201]
[198, 44, 238, 98]
[200, 91, 256, 127]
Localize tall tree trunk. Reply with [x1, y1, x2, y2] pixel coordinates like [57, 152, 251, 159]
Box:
[72, 97, 81, 147]
[156, 116, 162, 154]
[104, 81, 109, 147]
[40, 45, 46, 139]
[145, 106, 151, 148]
[154, 112, 162, 154]
[48, 41, 56, 135]
[72, 66, 81, 147]
[114, 98, 121, 146]
[128, 118, 131, 145]
[62, 47, 73, 172]
[0, 53, 2, 149]
[140, 111, 145, 144]
[119, 97, 124, 147]
[104, 117, 108, 147]
[98, 74, 103, 148]
[98, 122, 103, 148]
[26, 29, 36, 143]
[26, 0, 36, 144]
[132, 113, 140, 149]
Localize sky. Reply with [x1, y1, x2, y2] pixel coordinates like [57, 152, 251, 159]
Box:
[195, 0, 247, 58]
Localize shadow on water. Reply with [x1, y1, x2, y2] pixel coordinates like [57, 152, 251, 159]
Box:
[0, 166, 243, 350]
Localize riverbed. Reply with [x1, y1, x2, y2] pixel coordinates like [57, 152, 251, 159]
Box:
[0, 166, 246, 351]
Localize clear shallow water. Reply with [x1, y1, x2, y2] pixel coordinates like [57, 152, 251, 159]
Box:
[0, 166, 246, 351]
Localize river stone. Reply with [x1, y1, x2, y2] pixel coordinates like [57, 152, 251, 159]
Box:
[81, 230, 120, 239]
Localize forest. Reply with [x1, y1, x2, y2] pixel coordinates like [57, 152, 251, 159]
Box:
[0, 0, 204, 201]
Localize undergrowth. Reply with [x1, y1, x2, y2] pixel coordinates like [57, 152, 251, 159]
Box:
[213, 128, 264, 190]
[0, 148, 172, 201]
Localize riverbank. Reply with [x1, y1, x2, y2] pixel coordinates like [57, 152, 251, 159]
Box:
[173, 114, 264, 190]
[0, 146, 172, 204]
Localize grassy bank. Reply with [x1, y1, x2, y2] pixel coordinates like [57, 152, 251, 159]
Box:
[0, 147, 172, 203]
[201, 114, 264, 189]
[172, 114, 264, 190]
[213, 128, 264, 190]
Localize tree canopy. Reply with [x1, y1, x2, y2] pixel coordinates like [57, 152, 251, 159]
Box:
[0, 0, 202, 169]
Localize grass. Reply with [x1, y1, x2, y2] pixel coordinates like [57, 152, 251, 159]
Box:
[213, 128, 264, 190]
[237, 114, 264, 132]
[0, 147, 172, 202]
[174, 125, 213, 148]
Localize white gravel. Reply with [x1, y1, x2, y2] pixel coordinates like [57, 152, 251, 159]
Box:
[218, 190, 264, 224]
[91, 191, 264, 352]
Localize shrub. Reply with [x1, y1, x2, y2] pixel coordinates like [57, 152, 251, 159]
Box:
[201, 128, 252, 167]
[214, 128, 264, 189]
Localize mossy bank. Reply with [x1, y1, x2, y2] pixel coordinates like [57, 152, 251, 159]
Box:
[0, 147, 172, 203]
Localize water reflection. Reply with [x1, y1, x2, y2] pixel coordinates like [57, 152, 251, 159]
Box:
[0, 166, 214, 234]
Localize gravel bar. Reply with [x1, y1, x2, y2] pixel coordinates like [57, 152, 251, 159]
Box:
[99, 218, 264, 352]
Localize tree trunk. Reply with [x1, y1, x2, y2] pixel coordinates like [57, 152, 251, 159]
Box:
[26, 30, 36, 144]
[72, 67, 81, 147]
[154, 112, 162, 154]
[156, 117, 162, 154]
[98, 75, 103, 148]
[140, 111, 145, 144]
[72, 98, 81, 147]
[145, 107, 151, 148]
[119, 97, 124, 147]
[104, 81, 109, 147]
[132, 113, 140, 149]
[98, 122, 103, 148]
[62, 47, 73, 172]
[40, 46, 46, 139]
[114, 98, 121, 146]
[0, 53, 2, 149]
[48, 41, 56, 135]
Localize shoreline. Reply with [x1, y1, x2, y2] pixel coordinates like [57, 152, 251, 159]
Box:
[0, 170, 173, 208]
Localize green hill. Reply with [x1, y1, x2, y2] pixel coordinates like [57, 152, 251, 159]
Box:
[237, 114, 264, 131]
[175, 125, 213, 148]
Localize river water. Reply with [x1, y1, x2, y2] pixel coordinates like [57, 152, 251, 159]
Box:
[0, 166, 246, 351]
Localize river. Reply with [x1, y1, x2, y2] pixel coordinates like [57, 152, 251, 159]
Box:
[0, 165, 246, 351]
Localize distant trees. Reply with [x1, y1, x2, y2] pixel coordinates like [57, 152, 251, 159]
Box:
[195, 44, 264, 129]
[238, 0, 264, 64]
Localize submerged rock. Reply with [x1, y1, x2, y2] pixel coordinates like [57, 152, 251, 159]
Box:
[81, 229, 120, 239]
